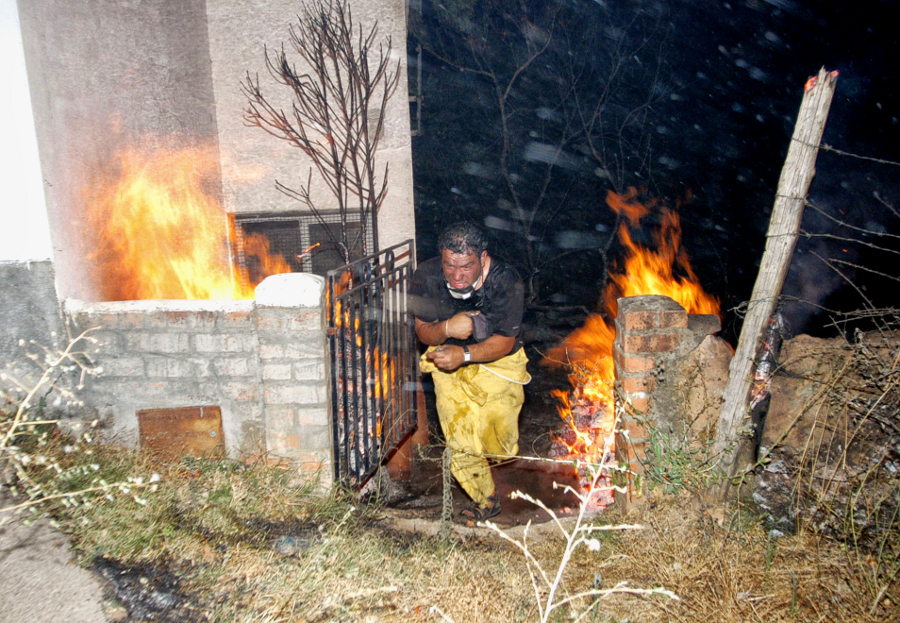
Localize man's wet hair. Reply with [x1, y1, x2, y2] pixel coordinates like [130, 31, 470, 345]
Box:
[438, 222, 489, 256]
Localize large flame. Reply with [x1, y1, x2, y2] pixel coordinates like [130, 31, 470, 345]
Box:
[605, 189, 719, 319]
[86, 144, 292, 300]
[553, 188, 719, 372]
[549, 188, 719, 462]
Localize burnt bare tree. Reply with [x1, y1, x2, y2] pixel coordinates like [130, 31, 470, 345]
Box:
[242, 0, 400, 263]
[409, 0, 670, 308]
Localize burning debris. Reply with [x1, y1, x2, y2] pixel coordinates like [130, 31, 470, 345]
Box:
[546, 188, 721, 508]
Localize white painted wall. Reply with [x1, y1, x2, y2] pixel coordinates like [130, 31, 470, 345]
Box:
[0, 0, 51, 262]
[205, 0, 415, 251]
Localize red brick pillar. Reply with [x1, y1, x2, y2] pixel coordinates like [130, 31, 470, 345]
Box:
[613, 295, 688, 507]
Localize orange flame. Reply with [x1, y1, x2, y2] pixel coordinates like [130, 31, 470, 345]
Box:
[86, 144, 292, 300]
[548, 188, 719, 461]
[553, 188, 719, 371]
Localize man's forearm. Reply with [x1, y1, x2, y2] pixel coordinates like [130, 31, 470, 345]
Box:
[414, 317, 450, 346]
[467, 334, 515, 363]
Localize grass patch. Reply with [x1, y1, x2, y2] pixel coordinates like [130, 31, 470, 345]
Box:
[6, 431, 897, 622]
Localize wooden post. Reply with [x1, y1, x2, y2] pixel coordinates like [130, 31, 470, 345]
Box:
[713, 67, 839, 497]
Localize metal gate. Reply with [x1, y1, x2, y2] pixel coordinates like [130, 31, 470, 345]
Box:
[326, 239, 418, 486]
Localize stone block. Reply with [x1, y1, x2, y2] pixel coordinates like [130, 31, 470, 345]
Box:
[297, 407, 328, 426]
[285, 340, 325, 359]
[165, 358, 194, 378]
[124, 332, 151, 352]
[622, 333, 679, 354]
[659, 309, 688, 329]
[622, 310, 657, 332]
[213, 357, 252, 377]
[148, 333, 191, 354]
[223, 381, 260, 402]
[232, 401, 264, 422]
[188, 311, 218, 329]
[617, 350, 655, 374]
[621, 375, 656, 394]
[90, 330, 123, 352]
[293, 360, 326, 381]
[264, 383, 327, 406]
[618, 294, 685, 315]
[255, 310, 285, 330]
[289, 312, 322, 332]
[194, 333, 226, 353]
[621, 418, 650, 444]
[102, 357, 146, 378]
[116, 380, 169, 398]
[268, 430, 301, 453]
[258, 343, 284, 360]
[144, 356, 168, 378]
[265, 406, 296, 430]
[616, 440, 645, 463]
[622, 394, 649, 413]
[262, 363, 292, 381]
[90, 312, 122, 330]
[146, 311, 169, 329]
[240, 420, 266, 454]
[222, 309, 255, 329]
[165, 358, 210, 378]
[225, 334, 257, 353]
[116, 313, 146, 330]
[297, 425, 331, 452]
[163, 311, 194, 329]
[298, 454, 327, 473]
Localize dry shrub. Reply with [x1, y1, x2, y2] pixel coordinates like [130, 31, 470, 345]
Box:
[558, 499, 897, 622]
[760, 318, 900, 541]
[751, 312, 900, 619]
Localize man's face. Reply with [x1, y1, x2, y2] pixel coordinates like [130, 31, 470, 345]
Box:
[441, 249, 486, 292]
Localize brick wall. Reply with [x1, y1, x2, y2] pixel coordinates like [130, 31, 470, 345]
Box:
[613, 295, 720, 505]
[64, 273, 332, 488]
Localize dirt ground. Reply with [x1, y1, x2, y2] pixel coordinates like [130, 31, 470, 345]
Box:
[389, 353, 586, 526]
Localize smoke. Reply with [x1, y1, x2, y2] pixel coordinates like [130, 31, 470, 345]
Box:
[780, 237, 852, 334]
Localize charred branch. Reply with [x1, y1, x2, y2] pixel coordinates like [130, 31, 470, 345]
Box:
[242, 0, 400, 262]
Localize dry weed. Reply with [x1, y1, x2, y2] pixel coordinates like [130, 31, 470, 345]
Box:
[9, 431, 896, 622]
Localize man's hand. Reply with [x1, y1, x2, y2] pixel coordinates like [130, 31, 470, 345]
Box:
[414, 311, 480, 346]
[425, 344, 466, 371]
[445, 311, 479, 340]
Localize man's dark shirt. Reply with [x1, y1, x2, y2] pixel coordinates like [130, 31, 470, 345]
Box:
[408, 256, 524, 354]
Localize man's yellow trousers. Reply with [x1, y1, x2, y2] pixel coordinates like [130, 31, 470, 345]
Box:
[420, 348, 530, 506]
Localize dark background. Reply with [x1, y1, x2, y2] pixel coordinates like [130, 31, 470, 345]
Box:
[407, 0, 900, 343]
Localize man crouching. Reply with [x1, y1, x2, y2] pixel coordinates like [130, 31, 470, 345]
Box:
[409, 222, 530, 524]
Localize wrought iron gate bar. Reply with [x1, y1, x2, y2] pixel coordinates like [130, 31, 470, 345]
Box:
[326, 240, 417, 486]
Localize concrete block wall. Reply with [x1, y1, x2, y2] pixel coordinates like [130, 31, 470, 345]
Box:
[63, 274, 332, 487]
[256, 304, 330, 479]
[613, 295, 720, 505]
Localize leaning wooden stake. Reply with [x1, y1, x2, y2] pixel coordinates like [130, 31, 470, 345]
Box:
[713, 67, 839, 498]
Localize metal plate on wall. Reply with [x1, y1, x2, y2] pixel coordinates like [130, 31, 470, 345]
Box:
[137, 406, 224, 460]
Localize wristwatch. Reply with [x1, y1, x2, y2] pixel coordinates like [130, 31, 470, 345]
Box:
[462, 345, 471, 363]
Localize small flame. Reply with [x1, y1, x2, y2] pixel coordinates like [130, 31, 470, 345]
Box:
[86, 144, 292, 300]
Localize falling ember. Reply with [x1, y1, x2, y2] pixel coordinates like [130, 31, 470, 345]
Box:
[548, 188, 719, 473]
[85, 144, 292, 301]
